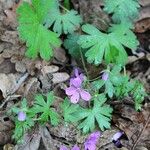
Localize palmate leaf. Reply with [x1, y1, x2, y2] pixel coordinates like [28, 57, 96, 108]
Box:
[61, 98, 80, 122]
[13, 118, 34, 142]
[17, 0, 61, 60]
[104, 0, 140, 23]
[32, 92, 59, 126]
[76, 94, 113, 133]
[45, 7, 82, 35]
[78, 23, 139, 65]
[130, 81, 146, 111]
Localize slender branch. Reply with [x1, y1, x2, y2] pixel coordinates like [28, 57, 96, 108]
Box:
[131, 114, 150, 150]
[79, 47, 89, 80]
[59, 3, 70, 13]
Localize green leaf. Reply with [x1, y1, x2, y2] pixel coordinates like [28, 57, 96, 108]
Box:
[130, 81, 146, 111]
[61, 98, 80, 122]
[17, 0, 61, 60]
[45, 7, 82, 35]
[78, 24, 138, 65]
[76, 94, 113, 133]
[104, 0, 140, 23]
[13, 118, 34, 142]
[33, 92, 59, 125]
[64, 34, 81, 58]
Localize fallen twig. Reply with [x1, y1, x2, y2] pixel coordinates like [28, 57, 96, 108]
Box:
[131, 113, 150, 150]
[0, 95, 21, 109]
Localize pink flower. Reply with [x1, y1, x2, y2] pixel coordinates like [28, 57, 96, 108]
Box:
[65, 69, 91, 103]
[112, 131, 124, 148]
[102, 72, 109, 81]
[84, 131, 101, 150]
[18, 111, 26, 121]
[60, 145, 80, 150]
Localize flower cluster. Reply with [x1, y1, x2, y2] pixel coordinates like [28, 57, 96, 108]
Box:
[65, 69, 91, 103]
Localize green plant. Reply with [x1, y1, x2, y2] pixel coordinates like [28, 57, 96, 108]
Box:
[17, 0, 61, 60]
[31, 92, 60, 125]
[104, 0, 140, 23]
[10, 92, 60, 142]
[13, 0, 147, 143]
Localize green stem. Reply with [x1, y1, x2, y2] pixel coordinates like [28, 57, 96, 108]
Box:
[59, 3, 70, 13]
[79, 47, 89, 80]
[123, 66, 126, 76]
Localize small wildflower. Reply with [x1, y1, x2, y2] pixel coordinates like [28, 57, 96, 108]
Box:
[84, 131, 101, 150]
[60, 146, 68, 150]
[112, 131, 124, 148]
[112, 131, 124, 141]
[18, 111, 26, 121]
[72, 145, 80, 150]
[102, 72, 109, 81]
[65, 69, 91, 103]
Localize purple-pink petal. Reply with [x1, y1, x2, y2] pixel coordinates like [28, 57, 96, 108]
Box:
[102, 72, 109, 81]
[84, 131, 101, 150]
[80, 90, 91, 101]
[72, 145, 80, 150]
[84, 143, 96, 150]
[74, 68, 80, 77]
[112, 131, 124, 141]
[18, 111, 26, 121]
[65, 86, 76, 96]
[70, 91, 80, 103]
[70, 77, 82, 88]
[60, 146, 68, 150]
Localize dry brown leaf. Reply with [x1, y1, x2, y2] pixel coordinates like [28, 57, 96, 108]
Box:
[54, 48, 67, 63]
[52, 72, 70, 84]
[0, 111, 14, 145]
[0, 74, 17, 98]
[14, 128, 41, 150]
[41, 65, 59, 75]
[139, 0, 150, 7]
[40, 126, 57, 150]
[113, 104, 150, 149]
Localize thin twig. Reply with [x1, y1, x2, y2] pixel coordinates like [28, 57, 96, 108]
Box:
[131, 113, 150, 150]
[11, 72, 29, 94]
[0, 95, 21, 109]
[79, 47, 89, 80]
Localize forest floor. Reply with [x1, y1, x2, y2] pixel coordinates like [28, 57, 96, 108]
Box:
[0, 0, 150, 150]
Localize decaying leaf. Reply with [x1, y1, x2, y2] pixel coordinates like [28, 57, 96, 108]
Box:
[0, 74, 17, 98]
[41, 65, 59, 75]
[14, 127, 41, 150]
[52, 72, 70, 84]
[113, 104, 150, 149]
[0, 111, 14, 145]
[40, 126, 57, 150]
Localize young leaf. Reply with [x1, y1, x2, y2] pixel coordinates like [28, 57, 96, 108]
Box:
[130, 81, 146, 111]
[78, 24, 138, 65]
[13, 118, 34, 142]
[17, 0, 61, 60]
[45, 8, 82, 35]
[76, 94, 113, 133]
[104, 0, 140, 23]
[64, 34, 81, 58]
[61, 98, 80, 122]
[33, 92, 59, 125]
